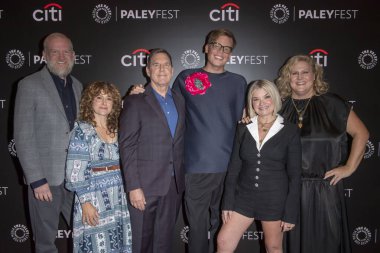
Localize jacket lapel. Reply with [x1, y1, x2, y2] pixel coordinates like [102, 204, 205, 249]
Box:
[144, 84, 172, 136]
[246, 115, 284, 151]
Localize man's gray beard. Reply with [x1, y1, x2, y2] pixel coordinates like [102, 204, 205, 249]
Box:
[46, 61, 74, 79]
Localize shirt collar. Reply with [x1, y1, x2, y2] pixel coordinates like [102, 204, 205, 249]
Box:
[48, 70, 72, 86]
[152, 86, 172, 99]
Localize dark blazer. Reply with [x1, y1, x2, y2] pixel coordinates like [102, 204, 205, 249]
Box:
[119, 84, 186, 196]
[223, 116, 302, 223]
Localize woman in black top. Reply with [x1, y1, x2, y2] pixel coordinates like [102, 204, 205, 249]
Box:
[217, 80, 302, 253]
[277, 55, 369, 253]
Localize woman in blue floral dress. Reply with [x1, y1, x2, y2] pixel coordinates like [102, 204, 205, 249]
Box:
[66, 81, 132, 253]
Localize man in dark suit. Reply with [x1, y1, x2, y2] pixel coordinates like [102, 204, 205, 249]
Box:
[14, 33, 82, 253]
[119, 48, 185, 253]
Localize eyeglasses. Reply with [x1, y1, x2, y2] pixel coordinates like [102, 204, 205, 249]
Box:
[209, 42, 233, 54]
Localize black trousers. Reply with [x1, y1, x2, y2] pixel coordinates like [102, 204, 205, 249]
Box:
[184, 172, 225, 253]
[128, 177, 182, 253]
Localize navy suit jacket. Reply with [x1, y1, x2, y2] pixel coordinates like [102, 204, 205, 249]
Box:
[119, 84, 186, 196]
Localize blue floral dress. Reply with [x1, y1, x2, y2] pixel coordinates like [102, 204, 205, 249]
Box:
[66, 121, 132, 253]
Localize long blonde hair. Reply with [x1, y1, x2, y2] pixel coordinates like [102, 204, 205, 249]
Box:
[276, 55, 329, 99]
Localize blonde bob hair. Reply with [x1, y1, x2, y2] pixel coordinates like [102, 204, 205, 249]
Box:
[276, 55, 329, 99]
[247, 80, 282, 118]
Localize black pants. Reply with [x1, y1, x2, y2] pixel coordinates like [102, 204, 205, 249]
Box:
[185, 172, 225, 253]
[128, 177, 182, 253]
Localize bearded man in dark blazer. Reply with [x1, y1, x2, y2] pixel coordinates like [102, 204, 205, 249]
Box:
[119, 48, 185, 253]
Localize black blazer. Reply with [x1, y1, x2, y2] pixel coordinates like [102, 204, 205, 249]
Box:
[119, 84, 186, 196]
[223, 118, 302, 223]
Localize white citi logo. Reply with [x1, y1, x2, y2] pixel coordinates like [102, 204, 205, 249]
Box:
[181, 50, 200, 69]
[11, 224, 30, 243]
[209, 3, 240, 22]
[93, 4, 112, 24]
[33, 3, 62, 22]
[364, 140, 374, 159]
[358, 50, 377, 70]
[180, 226, 189, 243]
[309, 49, 328, 67]
[8, 139, 17, 157]
[270, 4, 290, 24]
[6, 49, 25, 69]
[121, 49, 150, 67]
[352, 226, 371, 245]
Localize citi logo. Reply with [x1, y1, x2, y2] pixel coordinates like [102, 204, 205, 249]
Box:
[33, 3, 62, 22]
[210, 2, 239, 22]
[121, 49, 150, 67]
[309, 49, 328, 67]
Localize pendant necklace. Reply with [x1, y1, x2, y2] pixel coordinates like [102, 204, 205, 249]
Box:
[291, 97, 312, 128]
[258, 116, 277, 132]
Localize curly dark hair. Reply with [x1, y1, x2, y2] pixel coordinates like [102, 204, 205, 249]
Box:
[79, 81, 121, 134]
[276, 55, 329, 99]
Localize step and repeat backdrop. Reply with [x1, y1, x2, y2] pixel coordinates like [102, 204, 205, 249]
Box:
[1, 0, 379, 252]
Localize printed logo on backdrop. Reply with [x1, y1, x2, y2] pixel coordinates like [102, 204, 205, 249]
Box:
[33, 3, 63, 22]
[0, 186, 8, 196]
[344, 188, 353, 198]
[56, 230, 72, 238]
[6, 50, 91, 69]
[358, 50, 377, 70]
[8, 139, 17, 157]
[6, 49, 25, 69]
[364, 140, 375, 159]
[242, 230, 264, 240]
[270, 4, 358, 24]
[121, 49, 150, 67]
[181, 50, 200, 69]
[309, 49, 328, 67]
[0, 99, 5, 109]
[210, 2, 240, 22]
[120, 9, 180, 20]
[0, 9, 4, 19]
[352, 226, 372, 245]
[11, 224, 29, 243]
[270, 4, 290, 24]
[93, 4, 112, 24]
[227, 55, 268, 65]
[298, 9, 358, 20]
[180, 226, 189, 243]
[33, 54, 92, 65]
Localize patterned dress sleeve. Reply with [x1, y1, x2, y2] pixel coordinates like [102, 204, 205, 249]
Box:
[65, 122, 93, 204]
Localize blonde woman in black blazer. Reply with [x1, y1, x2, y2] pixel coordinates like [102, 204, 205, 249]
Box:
[217, 80, 302, 253]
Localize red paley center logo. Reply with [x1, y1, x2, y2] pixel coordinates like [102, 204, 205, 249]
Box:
[210, 2, 239, 22]
[309, 49, 328, 67]
[121, 48, 151, 67]
[33, 3, 62, 22]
